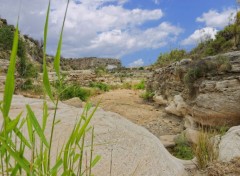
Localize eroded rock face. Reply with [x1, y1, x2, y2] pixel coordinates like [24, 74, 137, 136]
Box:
[0, 94, 187, 176]
[148, 51, 240, 128]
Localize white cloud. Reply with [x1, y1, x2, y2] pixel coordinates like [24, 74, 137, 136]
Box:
[128, 59, 144, 67]
[196, 8, 236, 28]
[181, 27, 217, 46]
[0, 0, 182, 60]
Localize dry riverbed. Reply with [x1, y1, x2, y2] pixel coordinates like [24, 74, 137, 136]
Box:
[91, 89, 184, 138]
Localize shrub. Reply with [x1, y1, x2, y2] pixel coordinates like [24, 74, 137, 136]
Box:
[89, 82, 110, 91]
[156, 49, 187, 66]
[193, 129, 218, 169]
[173, 134, 194, 160]
[20, 78, 34, 90]
[60, 84, 91, 101]
[140, 91, 155, 101]
[133, 80, 145, 90]
[94, 66, 107, 76]
[0, 25, 14, 50]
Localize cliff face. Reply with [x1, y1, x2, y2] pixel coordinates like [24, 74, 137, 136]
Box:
[148, 51, 240, 128]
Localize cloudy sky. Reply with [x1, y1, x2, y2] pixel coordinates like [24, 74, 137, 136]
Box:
[0, 0, 238, 67]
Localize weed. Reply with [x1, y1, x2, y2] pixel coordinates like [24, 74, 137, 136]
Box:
[89, 82, 110, 91]
[60, 84, 91, 101]
[140, 91, 155, 101]
[133, 80, 145, 90]
[173, 134, 194, 160]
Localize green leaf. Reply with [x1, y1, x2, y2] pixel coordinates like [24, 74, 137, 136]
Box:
[54, 0, 70, 80]
[2, 20, 19, 120]
[42, 101, 49, 131]
[26, 105, 49, 147]
[0, 137, 30, 173]
[50, 159, 63, 175]
[91, 155, 101, 167]
[6, 112, 22, 134]
[42, 0, 54, 101]
[26, 113, 33, 143]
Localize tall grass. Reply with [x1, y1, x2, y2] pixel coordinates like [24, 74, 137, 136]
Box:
[0, 0, 100, 175]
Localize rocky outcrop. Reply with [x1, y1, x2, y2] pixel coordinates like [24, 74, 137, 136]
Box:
[61, 57, 122, 70]
[0, 94, 187, 176]
[148, 51, 240, 128]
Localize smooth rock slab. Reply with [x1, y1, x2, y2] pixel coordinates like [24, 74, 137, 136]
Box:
[218, 126, 240, 162]
[0, 94, 187, 176]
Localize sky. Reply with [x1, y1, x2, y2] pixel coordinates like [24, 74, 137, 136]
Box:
[0, 0, 238, 67]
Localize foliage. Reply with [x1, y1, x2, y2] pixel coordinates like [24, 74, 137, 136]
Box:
[173, 134, 194, 160]
[94, 66, 107, 76]
[140, 90, 155, 101]
[193, 130, 218, 169]
[0, 1, 99, 175]
[156, 49, 187, 66]
[0, 25, 14, 50]
[89, 82, 110, 91]
[133, 80, 145, 90]
[60, 84, 91, 101]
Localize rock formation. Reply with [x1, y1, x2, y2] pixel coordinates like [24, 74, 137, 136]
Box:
[148, 51, 240, 128]
[0, 94, 187, 176]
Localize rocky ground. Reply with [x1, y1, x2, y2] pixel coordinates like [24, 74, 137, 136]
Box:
[90, 89, 184, 138]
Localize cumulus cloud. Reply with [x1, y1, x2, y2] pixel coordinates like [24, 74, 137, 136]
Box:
[196, 8, 236, 28]
[0, 0, 182, 59]
[181, 27, 217, 46]
[128, 59, 144, 67]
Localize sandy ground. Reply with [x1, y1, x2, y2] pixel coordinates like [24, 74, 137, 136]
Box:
[91, 89, 184, 138]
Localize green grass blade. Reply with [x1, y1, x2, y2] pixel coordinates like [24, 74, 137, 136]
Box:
[42, 101, 49, 131]
[26, 113, 33, 143]
[54, 0, 70, 80]
[13, 127, 31, 148]
[6, 112, 22, 134]
[91, 155, 101, 168]
[26, 105, 49, 148]
[42, 0, 54, 101]
[50, 158, 63, 175]
[0, 137, 30, 173]
[2, 21, 19, 119]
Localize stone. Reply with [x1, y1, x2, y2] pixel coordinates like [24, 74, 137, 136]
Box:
[218, 126, 240, 162]
[165, 95, 188, 117]
[0, 94, 187, 176]
[62, 97, 83, 108]
[184, 128, 200, 145]
[153, 95, 168, 105]
[159, 135, 177, 148]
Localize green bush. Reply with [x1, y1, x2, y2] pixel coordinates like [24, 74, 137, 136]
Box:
[140, 91, 155, 101]
[0, 25, 14, 50]
[89, 82, 110, 91]
[133, 80, 145, 90]
[173, 134, 194, 160]
[60, 84, 91, 101]
[156, 49, 187, 66]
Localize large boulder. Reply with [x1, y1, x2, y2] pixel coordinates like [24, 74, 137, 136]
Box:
[218, 126, 240, 162]
[0, 94, 187, 176]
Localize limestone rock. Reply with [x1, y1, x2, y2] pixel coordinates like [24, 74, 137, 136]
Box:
[153, 95, 168, 105]
[62, 97, 83, 108]
[184, 128, 200, 145]
[159, 135, 177, 148]
[0, 94, 187, 176]
[218, 126, 240, 162]
[165, 95, 188, 117]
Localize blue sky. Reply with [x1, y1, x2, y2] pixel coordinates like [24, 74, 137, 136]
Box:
[0, 0, 238, 67]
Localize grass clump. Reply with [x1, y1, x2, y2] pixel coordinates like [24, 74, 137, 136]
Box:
[89, 82, 110, 91]
[60, 84, 91, 101]
[140, 90, 155, 101]
[173, 134, 194, 160]
[193, 129, 218, 169]
[133, 80, 145, 90]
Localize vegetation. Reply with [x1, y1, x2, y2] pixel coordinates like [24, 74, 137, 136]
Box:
[193, 130, 218, 169]
[89, 82, 110, 92]
[60, 84, 91, 101]
[173, 134, 194, 160]
[140, 90, 155, 101]
[0, 1, 100, 175]
[132, 80, 145, 90]
[156, 49, 187, 66]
